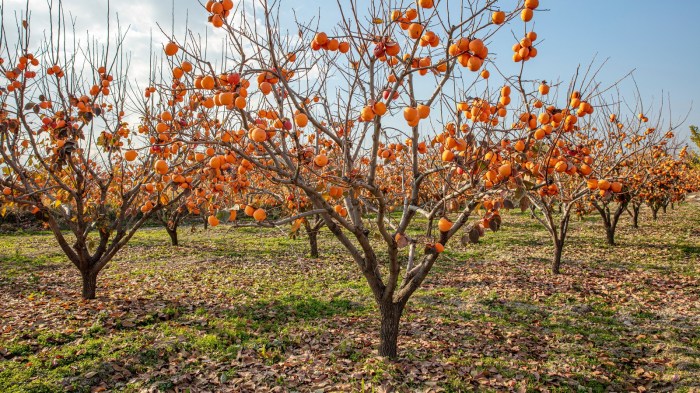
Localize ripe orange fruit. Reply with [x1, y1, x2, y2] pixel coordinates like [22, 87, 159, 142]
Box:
[579, 164, 592, 175]
[408, 23, 424, 39]
[314, 32, 328, 45]
[140, 201, 154, 213]
[259, 81, 272, 95]
[434, 243, 445, 253]
[244, 205, 255, 216]
[418, 0, 434, 8]
[598, 179, 611, 191]
[253, 208, 267, 221]
[295, 113, 309, 127]
[154, 160, 168, 175]
[405, 8, 418, 20]
[314, 154, 329, 167]
[611, 182, 622, 193]
[554, 161, 567, 173]
[417, 104, 430, 119]
[438, 217, 453, 232]
[209, 156, 222, 169]
[228, 210, 237, 221]
[525, 0, 539, 9]
[164, 42, 179, 56]
[587, 179, 598, 190]
[403, 107, 418, 122]
[373, 102, 387, 116]
[514, 140, 526, 152]
[521, 8, 533, 21]
[201, 75, 215, 89]
[249, 128, 267, 142]
[534, 128, 546, 140]
[492, 10, 506, 24]
[2, 187, 11, 196]
[219, 92, 234, 106]
[124, 150, 138, 161]
[360, 106, 375, 121]
[466, 56, 483, 71]
[498, 163, 512, 177]
[208, 215, 220, 227]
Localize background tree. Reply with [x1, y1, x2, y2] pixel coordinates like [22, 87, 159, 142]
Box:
[0, 2, 192, 299]
[508, 71, 621, 273]
[586, 98, 674, 245]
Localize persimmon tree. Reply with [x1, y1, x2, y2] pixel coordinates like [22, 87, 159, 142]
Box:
[506, 70, 648, 273]
[0, 3, 193, 299]
[155, 0, 542, 357]
[585, 102, 675, 245]
[637, 150, 697, 221]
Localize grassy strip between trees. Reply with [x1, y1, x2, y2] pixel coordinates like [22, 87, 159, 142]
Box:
[0, 201, 698, 392]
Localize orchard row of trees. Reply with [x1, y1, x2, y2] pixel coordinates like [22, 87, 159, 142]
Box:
[1, 0, 698, 358]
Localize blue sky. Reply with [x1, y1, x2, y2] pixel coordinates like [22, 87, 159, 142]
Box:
[4, 0, 699, 144]
[514, 1, 700, 142]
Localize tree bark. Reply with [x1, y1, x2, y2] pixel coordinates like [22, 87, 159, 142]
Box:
[652, 207, 659, 220]
[307, 228, 319, 258]
[605, 225, 615, 245]
[632, 206, 640, 228]
[662, 204, 667, 214]
[378, 301, 404, 358]
[81, 270, 98, 300]
[552, 240, 563, 274]
[166, 226, 179, 246]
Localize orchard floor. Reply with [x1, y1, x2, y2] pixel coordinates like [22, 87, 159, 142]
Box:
[1, 202, 699, 393]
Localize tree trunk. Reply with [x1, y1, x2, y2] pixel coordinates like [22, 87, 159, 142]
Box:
[662, 204, 667, 214]
[166, 226, 179, 246]
[81, 270, 98, 300]
[307, 228, 319, 258]
[632, 206, 640, 228]
[605, 225, 615, 245]
[378, 301, 404, 358]
[552, 240, 563, 274]
[652, 207, 659, 220]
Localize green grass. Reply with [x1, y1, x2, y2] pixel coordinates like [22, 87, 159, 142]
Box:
[1, 202, 699, 391]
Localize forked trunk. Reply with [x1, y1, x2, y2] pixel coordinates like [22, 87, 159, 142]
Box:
[81, 270, 98, 300]
[166, 226, 179, 246]
[605, 225, 615, 245]
[378, 301, 405, 358]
